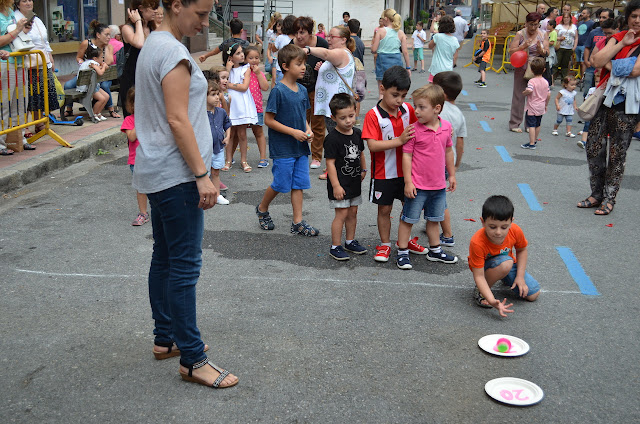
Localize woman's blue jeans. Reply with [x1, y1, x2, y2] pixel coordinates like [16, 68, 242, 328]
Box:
[63, 76, 113, 108]
[147, 182, 207, 367]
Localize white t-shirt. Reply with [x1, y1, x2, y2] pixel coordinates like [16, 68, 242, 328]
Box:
[274, 34, 292, 72]
[76, 59, 98, 92]
[558, 89, 577, 115]
[440, 101, 467, 161]
[412, 29, 427, 48]
[453, 16, 469, 42]
[557, 24, 577, 49]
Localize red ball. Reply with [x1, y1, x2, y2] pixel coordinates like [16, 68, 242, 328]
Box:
[510, 50, 528, 68]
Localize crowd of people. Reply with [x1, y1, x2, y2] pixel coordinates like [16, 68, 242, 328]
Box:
[3, 0, 637, 390]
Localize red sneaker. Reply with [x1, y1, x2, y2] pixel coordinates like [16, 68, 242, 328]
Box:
[374, 245, 391, 262]
[407, 237, 427, 255]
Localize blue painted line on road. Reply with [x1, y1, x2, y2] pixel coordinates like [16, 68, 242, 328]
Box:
[517, 183, 543, 211]
[556, 247, 600, 295]
[479, 121, 492, 132]
[461, 90, 468, 96]
[469, 103, 477, 111]
[495, 146, 513, 162]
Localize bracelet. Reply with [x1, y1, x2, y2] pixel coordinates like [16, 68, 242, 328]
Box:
[135, 19, 142, 24]
[9, 31, 15, 40]
[195, 171, 209, 178]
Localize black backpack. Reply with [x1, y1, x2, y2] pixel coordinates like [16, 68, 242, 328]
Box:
[116, 45, 130, 78]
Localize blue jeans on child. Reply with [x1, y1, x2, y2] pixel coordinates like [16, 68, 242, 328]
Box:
[401, 188, 446, 224]
[484, 254, 540, 297]
[147, 182, 208, 367]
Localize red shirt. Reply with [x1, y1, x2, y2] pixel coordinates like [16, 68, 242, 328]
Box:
[361, 102, 417, 180]
[121, 115, 138, 165]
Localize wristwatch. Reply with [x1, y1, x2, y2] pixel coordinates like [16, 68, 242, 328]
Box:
[306, 46, 311, 55]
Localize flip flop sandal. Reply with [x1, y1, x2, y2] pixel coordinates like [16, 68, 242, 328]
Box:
[109, 110, 121, 118]
[221, 161, 232, 171]
[23, 143, 36, 150]
[577, 198, 601, 208]
[510, 128, 523, 133]
[153, 343, 209, 360]
[594, 203, 613, 215]
[0, 148, 14, 155]
[179, 358, 238, 389]
[474, 287, 493, 308]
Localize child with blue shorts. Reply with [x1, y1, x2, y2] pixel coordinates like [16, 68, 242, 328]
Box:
[468, 195, 541, 317]
[206, 81, 232, 205]
[396, 84, 458, 270]
[255, 44, 319, 236]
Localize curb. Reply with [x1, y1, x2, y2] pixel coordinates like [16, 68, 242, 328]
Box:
[0, 127, 125, 194]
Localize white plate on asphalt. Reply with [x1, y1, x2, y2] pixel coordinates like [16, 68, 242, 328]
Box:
[478, 334, 530, 357]
[485, 377, 544, 406]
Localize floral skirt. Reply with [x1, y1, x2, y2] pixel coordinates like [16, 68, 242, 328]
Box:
[27, 67, 59, 115]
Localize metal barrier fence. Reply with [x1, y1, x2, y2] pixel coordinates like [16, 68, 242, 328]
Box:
[463, 34, 497, 72]
[0, 50, 70, 149]
[494, 35, 515, 74]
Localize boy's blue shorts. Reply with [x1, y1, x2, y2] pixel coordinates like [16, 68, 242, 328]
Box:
[255, 112, 264, 126]
[211, 150, 225, 170]
[271, 156, 311, 193]
[401, 188, 446, 224]
[484, 254, 541, 297]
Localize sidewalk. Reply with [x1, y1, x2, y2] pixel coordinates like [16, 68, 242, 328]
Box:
[0, 51, 224, 195]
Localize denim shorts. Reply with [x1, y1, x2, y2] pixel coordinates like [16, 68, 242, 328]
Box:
[254, 112, 264, 126]
[484, 254, 541, 297]
[330, 195, 362, 209]
[375, 52, 403, 80]
[525, 112, 543, 128]
[211, 150, 225, 170]
[575, 45, 585, 62]
[271, 156, 311, 193]
[401, 188, 446, 224]
[556, 114, 573, 124]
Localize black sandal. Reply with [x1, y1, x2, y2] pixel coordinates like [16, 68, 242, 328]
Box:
[577, 197, 601, 208]
[153, 342, 209, 360]
[109, 110, 121, 118]
[473, 287, 493, 309]
[179, 358, 238, 389]
[64, 109, 74, 117]
[256, 205, 274, 230]
[594, 202, 614, 215]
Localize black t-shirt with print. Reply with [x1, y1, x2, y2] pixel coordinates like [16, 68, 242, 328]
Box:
[324, 127, 365, 200]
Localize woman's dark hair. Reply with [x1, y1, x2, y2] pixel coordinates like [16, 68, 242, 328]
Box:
[282, 14, 297, 35]
[438, 15, 455, 34]
[625, 0, 640, 25]
[84, 45, 101, 60]
[130, 0, 159, 31]
[125, 86, 136, 115]
[482, 195, 515, 221]
[89, 20, 109, 38]
[545, 7, 557, 18]
[293, 16, 314, 34]
[526, 12, 543, 23]
[222, 42, 244, 64]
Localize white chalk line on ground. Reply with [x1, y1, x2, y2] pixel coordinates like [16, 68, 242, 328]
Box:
[13, 268, 582, 295]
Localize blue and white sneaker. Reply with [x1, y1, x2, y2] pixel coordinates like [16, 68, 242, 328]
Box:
[439, 233, 455, 247]
[330, 245, 350, 261]
[426, 249, 458, 264]
[520, 143, 536, 150]
[396, 252, 412, 270]
[577, 140, 586, 149]
[345, 239, 367, 254]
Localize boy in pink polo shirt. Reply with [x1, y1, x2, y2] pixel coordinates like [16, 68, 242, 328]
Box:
[396, 84, 458, 270]
[521, 57, 550, 149]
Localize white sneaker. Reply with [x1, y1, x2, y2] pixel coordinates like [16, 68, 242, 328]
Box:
[310, 160, 321, 169]
[552, 130, 558, 136]
[566, 132, 576, 138]
[96, 114, 107, 121]
[216, 195, 230, 205]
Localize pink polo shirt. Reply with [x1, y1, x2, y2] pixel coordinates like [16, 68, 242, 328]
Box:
[403, 118, 453, 190]
[524, 76, 550, 116]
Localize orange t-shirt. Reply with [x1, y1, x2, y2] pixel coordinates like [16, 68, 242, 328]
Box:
[467, 223, 528, 270]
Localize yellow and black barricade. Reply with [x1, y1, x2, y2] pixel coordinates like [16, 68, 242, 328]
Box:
[0, 50, 70, 148]
[464, 34, 497, 72]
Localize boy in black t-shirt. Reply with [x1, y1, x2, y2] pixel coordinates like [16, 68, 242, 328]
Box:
[324, 94, 368, 260]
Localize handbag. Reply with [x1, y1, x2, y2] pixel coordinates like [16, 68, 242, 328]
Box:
[6, 23, 35, 52]
[577, 84, 605, 121]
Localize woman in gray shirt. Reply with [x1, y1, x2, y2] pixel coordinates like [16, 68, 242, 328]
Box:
[132, 0, 237, 389]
